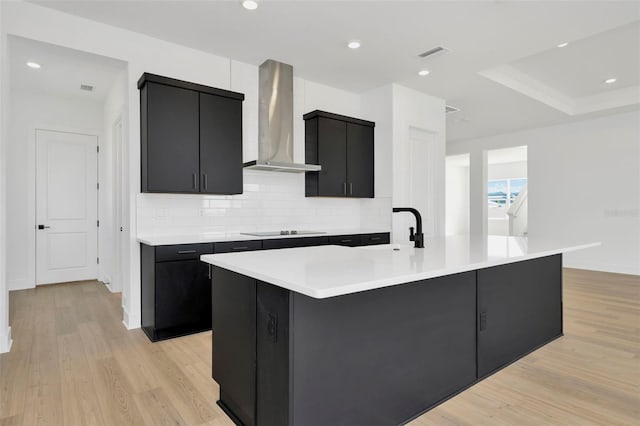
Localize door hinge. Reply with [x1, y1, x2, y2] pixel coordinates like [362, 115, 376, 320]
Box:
[97, 182, 100, 190]
[97, 146, 100, 153]
[97, 257, 100, 264]
[97, 220, 100, 227]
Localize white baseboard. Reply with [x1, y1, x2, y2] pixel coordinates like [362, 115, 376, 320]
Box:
[0, 326, 12, 354]
[99, 272, 112, 285]
[104, 282, 119, 293]
[8, 278, 34, 291]
[122, 306, 141, 330]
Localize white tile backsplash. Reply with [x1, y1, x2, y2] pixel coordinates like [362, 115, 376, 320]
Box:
[137, 170, 391, 235]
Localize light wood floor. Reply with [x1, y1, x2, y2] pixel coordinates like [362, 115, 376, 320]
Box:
[0, 269, 638, 425]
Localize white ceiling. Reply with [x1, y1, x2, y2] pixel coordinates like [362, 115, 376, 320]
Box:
[9, 35, 126, 102]
[25, 1, 640, 141]
[511, 22, 640, 98]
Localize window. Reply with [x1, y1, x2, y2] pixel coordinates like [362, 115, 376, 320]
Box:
[488, 178, 527, 218]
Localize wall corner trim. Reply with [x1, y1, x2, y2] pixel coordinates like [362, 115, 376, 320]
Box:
[0, 326, 12, 354]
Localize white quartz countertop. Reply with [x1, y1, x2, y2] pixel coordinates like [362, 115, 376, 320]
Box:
[201, 236, 600, 299]
[137, 228, 390, 246]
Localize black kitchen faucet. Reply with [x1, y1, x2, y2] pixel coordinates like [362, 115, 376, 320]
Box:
[392, 207, 425, 248]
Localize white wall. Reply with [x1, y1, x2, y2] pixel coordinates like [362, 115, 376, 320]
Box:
[361, 85, 394, 230]
[448, 111, 640, 275]
[0, 3, 12, 353]
[101, 69, 127, 290]
[445, 156, 470, 236]
[488, 161, 527, 180]
[6, 90, 104, 290]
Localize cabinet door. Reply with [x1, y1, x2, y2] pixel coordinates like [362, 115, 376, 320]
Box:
[477, 255, 562, 378]
[212, 268, 257, 426]
[346, 122, 374, 198]
[200, 93, 243, 194]
[145, 82, 199, 193]
[262, 237, 329, 250]
[328, 235, 362, 247]
[317, 117, 347, 197]
[155, 259, 212, 331]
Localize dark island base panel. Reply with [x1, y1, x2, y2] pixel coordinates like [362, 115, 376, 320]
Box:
[212, 254, 562, 426]
[141, 322, 211, 342]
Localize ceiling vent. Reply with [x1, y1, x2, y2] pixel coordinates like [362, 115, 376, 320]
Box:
[418, 46, 450, 60]
[80, 84, 94, 92]
[445, 105, 460, 114]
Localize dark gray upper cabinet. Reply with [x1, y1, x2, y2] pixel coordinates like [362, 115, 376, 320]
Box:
[200, 93, 243, 194]
[304, 110, 375, 198]
[139, 73, 244, 194]
[346, 122, 375, 198]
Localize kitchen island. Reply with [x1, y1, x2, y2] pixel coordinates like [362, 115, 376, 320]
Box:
[201, 236, 598, 426]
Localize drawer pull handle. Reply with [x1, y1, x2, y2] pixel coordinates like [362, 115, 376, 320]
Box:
[340, 239, 352, 243]
[177, 250, 197, 254]
[370, 237, 381, 241]
[232, 246, 250, 251]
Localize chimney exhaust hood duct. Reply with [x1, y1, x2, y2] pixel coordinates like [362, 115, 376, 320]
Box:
[243, 59, 321, 173]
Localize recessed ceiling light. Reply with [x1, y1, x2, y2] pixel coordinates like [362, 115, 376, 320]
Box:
[557, 42, 569, 48]
[604, 78, 617, 84]
[26, 61, 41, 69]
[242, 0, 258, 10]
[418, 69, 430, 76]
[347, 40, 361, 49]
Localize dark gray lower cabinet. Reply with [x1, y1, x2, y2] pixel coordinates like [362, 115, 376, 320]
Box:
[213, 269, 477, 426]
[328, 232, 389, 247]
[211, 254, 564, 425]
[212, 268, 257, 426]
[142, 232, 390, 342]
[141, 243, 214, 341]
[477, 254, 562, 378]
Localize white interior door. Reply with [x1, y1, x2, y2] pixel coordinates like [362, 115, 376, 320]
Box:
[36, 129, 98, 285]
[392, 127, 440, 244]
[409, 129, 436, 239]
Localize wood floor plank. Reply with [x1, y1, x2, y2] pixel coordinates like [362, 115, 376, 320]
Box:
[90, 356, 145, 426]
[133, 387, 188, 426]
[21, 360, 63, 426]
[1, 270, 638, 425]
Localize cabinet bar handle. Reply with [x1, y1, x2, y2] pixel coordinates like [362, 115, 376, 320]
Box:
[343, 182, 347, 195]
[340, 239, 352, 243]
[232, 246, 250, 251]
[203, 173, 208, 190]
[350, 182, 353, 195]
[192, 173, 197, 189]
[370, 237, 381, 241]
[177, 250, 197, 254]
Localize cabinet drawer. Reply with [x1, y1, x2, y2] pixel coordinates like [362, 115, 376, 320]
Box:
[155, 243, 214, 262]
[215, 240, 262, 253]
[361, 233, 390, 246]
[329, 235, 362, 247]
[262, 236, 329, 250]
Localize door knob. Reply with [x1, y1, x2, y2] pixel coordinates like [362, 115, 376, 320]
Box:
[37, 224, 51, 230]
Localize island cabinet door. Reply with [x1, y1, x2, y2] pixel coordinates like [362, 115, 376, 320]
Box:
[286, 272, 477, 426]
[477, 254, 563, 378]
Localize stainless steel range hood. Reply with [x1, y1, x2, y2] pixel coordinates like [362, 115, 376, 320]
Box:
[243, 59, 321, 173]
